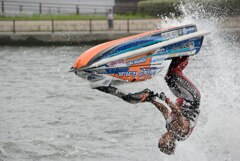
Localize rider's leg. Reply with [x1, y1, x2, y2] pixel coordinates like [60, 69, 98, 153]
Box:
[165, 57, 201, 107]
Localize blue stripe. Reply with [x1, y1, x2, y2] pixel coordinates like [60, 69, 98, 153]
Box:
[109, 38, 163, 57]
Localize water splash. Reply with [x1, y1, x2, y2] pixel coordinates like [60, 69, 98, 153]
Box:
[159, 1, 226, 30]
[156, 1, 240, 161]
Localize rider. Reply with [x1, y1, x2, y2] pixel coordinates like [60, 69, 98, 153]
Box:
[96, 56, 201, 155]
[151, 91, 200, 155]
[150, 56, 201, 155]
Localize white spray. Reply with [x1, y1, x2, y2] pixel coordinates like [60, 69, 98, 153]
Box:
[157, 2, 240, 161]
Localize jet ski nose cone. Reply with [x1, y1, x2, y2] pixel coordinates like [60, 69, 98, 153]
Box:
[69, 67, 77, 72]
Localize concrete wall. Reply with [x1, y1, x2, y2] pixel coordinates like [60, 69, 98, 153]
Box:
[0, 19, 160, 32]
[0, 17, 239, 45]
[0, 32, 138, 45]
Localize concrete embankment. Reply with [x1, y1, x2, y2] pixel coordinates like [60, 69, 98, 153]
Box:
[0, 32, 140, 45]
[0, 17, 239, 45]
[0, 19, 158, 45]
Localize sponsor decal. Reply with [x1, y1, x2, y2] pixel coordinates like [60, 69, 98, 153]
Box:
[139, 68, 157, 76]
[118, 71, 138, 77]
[161, 30, 180, 39]
[154, 49, 196, 58]
[183, 26, 197, 35]
[174, 74, 200, 101]
[156, 48, 165, 53]
[172, 41, 195, 50]
[153, 48, 166, 56]
[108, 60, 125, 67]
[178, 29, 183, 36]
[151, 56, 164, 64]
[126, 57, 147, 66]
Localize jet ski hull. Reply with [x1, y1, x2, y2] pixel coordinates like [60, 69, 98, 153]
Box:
[71, 24, 209, 87]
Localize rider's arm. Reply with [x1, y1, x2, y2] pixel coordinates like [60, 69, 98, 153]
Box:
[151, 100, 169, 120]
[95, 85, 144, 104]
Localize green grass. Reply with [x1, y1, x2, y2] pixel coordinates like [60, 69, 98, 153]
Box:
[139, 0, 177, 4]
[115, 13, 153, 19]
[0, 13, 154, 21]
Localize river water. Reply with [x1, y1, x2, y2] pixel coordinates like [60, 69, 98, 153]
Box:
[1, 24, 240, 161]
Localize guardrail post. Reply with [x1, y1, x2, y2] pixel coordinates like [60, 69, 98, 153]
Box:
[89, 19, 92, 33]
[2, 1, 4, 13]
[76, 5, 79, 14]
[127, 19, 130, 33]
[13, 20, 16, 33]
[51, 19, 54, 33]
[39, 3, 42, 14]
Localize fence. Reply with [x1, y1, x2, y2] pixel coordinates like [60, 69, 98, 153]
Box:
[0, 0, 114, 15]
[0, 19, 160, 33]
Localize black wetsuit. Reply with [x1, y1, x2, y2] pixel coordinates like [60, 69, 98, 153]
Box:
[165, 56, 200, 122]
[165, 56, 201, 140]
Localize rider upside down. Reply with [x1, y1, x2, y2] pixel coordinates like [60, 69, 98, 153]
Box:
[96, 56, 201, 155]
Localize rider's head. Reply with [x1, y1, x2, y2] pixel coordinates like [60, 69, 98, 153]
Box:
[158, 132, 176, 155]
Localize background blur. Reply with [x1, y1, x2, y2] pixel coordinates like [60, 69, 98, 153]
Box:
[0, 0, 240, 16]
[0, 1, 240, 161]
[0, 0, 239, 45]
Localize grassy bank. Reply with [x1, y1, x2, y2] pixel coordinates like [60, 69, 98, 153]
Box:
[0, 13, 153, 21]
[138, 0, 240, 16]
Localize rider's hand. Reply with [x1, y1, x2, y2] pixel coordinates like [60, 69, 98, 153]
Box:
[159, 92, 167, 101]
[140, 93, 150, 102]
[140, 92, 155, 102]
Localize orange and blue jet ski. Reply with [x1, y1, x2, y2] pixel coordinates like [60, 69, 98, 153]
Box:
[70, 24, 209, 88]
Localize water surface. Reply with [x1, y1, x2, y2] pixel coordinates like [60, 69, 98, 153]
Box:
[0, 30, 240, 161]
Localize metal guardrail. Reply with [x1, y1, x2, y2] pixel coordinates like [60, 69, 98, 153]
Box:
[0, 19, 159, 33]
[0, 0, 113, 15]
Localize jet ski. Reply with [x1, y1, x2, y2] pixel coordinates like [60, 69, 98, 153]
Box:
[70, 24, 210, 88]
